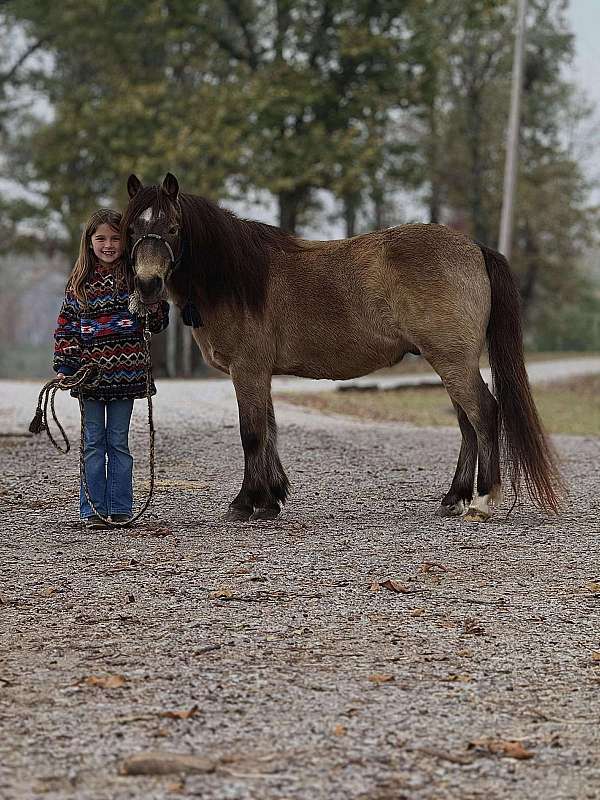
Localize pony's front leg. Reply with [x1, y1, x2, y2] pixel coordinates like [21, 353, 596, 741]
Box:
[224, 367, 288, 522]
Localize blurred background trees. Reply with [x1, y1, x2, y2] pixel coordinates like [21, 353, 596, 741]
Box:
[1, 0, 598, 376]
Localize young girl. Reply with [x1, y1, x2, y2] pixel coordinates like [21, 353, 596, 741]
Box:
[53, 208, 169, 529]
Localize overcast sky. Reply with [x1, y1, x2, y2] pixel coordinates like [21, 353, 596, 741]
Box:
[569, 0, 599, 109]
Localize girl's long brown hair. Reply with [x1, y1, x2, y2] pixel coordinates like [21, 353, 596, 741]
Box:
[66, 208, 133, 305]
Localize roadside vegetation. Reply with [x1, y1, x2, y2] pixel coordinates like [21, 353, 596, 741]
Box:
[277, 374, 600, 437]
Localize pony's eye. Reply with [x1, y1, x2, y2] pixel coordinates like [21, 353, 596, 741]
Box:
[169, 225, 178, 235]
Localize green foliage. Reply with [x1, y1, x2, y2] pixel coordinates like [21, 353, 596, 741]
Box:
[0, 0, 598, 349]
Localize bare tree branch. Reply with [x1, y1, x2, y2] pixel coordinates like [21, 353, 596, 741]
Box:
[0, 36, 51, 86]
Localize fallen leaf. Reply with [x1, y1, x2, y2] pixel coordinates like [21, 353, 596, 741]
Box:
[166, 781, 185, 793]
[369, 582, 381, 592]
[420, 562, 449, 573]
[368, 673, 395, 684]
[210, 587, 234, 599]
[160, 705, 199, 720]
[442, 673, 472, 683]
[592, 652, 600, 662]
[39, 587, 59, 597]
[380, 579, 413, 594]
[120, 751, 216, 776]
[84, 674, 126, 689]
[410, 608, 425, 617]
[332, 724, 347, 736]
[586, 583, 600, 594]
[468, 738, 534, 760]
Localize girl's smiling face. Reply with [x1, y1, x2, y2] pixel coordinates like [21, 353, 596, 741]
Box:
[91, 223, 123, 266]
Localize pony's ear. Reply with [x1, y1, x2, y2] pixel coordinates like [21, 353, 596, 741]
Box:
[127, 174, 142, 198]
[162, 172, 179, 202]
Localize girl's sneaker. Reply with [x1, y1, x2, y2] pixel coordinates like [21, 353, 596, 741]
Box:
[110, 514, 132, 526]
[84, 515, 108, 530]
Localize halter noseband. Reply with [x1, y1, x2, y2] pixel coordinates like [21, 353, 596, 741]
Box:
[130, 232, 184, 281]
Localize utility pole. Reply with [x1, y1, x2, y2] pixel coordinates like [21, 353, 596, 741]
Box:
[498, 0, 527, 259]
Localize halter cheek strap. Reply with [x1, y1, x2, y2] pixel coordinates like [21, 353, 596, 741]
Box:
[129, 234, 201, 328]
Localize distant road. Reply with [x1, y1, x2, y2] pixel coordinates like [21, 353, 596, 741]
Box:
[272, 356, 600, 393]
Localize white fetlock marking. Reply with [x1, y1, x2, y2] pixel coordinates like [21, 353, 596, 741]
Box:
[467, 493, 491, 516]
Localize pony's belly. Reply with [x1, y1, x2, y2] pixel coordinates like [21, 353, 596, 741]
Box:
[275, 335, 408, 380]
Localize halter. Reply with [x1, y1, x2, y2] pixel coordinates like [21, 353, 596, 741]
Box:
[130, 232, 184, 282]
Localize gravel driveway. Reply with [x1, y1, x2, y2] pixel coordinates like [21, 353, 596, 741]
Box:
[1, 378, 599, 800]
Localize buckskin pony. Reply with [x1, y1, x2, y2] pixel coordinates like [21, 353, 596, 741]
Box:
[122, 173, 563, 523]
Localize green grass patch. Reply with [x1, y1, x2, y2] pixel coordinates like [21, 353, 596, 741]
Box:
[277, 374, 600, 437]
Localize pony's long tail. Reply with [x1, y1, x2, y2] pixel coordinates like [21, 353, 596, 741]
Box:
[480, 244, 564, 513]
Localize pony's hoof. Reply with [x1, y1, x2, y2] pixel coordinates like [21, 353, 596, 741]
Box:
[463, 508, 491, 523]
[436, 500, 467, 517]
[249, 505, 281, 521]
[223, 505, 252, 522]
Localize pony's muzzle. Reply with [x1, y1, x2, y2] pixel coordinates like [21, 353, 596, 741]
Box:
[135, 275, 163, 304]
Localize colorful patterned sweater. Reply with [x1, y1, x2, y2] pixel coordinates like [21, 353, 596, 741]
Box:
[53, 262, 169, 401]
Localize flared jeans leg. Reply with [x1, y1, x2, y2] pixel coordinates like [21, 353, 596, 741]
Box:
[106, 399, 134, 515]
[79, 399, 108, 519]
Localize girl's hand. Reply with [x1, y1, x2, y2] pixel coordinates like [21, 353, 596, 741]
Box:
[57, 373, 65, 381]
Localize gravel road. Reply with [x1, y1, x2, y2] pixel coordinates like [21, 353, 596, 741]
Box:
[1, 378, 599, 800]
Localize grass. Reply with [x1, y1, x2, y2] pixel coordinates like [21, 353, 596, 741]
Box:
[276, 374, 600, 437]
[370, 351, 600, 377]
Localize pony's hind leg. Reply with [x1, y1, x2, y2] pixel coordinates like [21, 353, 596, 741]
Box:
[433, 360, 501, 522]
[437, 401, 477, 517]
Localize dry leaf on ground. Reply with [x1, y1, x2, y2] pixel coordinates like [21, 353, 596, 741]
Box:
[368, 673, 395, 684]
[591, 652, 600, 662]
[160, 705, 200, 720]
[39, 587, 60, 597]
[442, 673, 472, 683]
[210, 587, 234, 599]
[380, 579, 413, 594]
[420, 562, 449, 573]
[84, 674, 127, 689]
[468, 738, 534, 760]
[369, 582, 381, 592]
[333, 724, 347, 736]
[585, 583, 600, 594]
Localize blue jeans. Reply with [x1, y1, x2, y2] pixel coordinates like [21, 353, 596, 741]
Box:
[80, 399, 134, 519]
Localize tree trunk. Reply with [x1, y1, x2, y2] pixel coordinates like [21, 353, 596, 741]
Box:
[278, 188, 308, 234]
[166, 311, 179, 377]
[466, 84, 489, 243]
[371, 180, 386, 230]
[520, 221, 539, 328]
[182, 326, 193, 377]
[343, 192, 360, 237]
[427, 103, 441, 224]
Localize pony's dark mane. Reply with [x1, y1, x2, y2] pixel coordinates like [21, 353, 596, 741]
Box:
[122, 186, 302, 313]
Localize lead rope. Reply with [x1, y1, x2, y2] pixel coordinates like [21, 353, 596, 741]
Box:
[30, 315, 155, 529]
